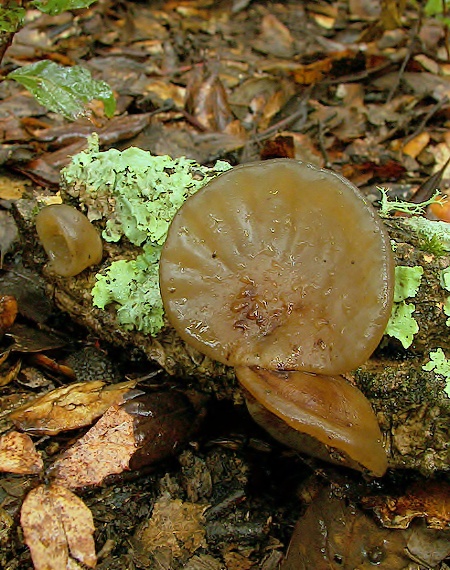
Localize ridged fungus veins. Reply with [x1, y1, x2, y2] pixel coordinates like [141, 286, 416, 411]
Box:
[160, 159, 394, 476]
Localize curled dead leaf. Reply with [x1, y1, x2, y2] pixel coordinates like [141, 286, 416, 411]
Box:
[9, 379, 138, 435]
[49, 391, 205, 488]
[21, 483, 96, 570]
[0, 431, 43, 474]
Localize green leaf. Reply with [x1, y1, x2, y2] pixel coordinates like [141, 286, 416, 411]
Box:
[0, 6, 26, 33]
[7, 60, 116, 121]
[30, 0, 97, 16]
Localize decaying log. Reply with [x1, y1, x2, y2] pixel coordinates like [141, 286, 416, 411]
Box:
[12, 197, 450, 474]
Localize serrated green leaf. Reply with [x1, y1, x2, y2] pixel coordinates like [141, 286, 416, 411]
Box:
[0, 6, 26, 33]
[7, 60, 115, 121]
[30, 0, 97, 16]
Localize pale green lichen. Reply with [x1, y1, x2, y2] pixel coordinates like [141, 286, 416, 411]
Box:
[422, 348, 450, 397]
[61, 136, 232, 336]
[440, 267, 450, 291]
[439, 267, 450, 326]
[61, 134, 232, 246]
[385, 265, 423, 348]
[92, 244, 164, 336]
[378, 187, 442, 217]
[393, 265, 424, 302]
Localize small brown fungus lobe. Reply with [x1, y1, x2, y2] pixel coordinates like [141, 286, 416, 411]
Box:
[36, 204, 103, 277]
[160, 159, 394, 375]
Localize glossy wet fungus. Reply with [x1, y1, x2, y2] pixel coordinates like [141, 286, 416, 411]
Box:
[36, 204, 103, 277]
[159, 159, 394, 476]
[237, 368, 388, 476]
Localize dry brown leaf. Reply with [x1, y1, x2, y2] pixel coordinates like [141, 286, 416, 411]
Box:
[7, 322, 65, 353]
[253, 13, 295, 58]
[0, 358, 21, 387]
[134, 494, 207, 559]
[0, 212, 19, 268]
[0, 173, 29, 200]
[49, 404, 137, 489]
[283, 489, 410, 569]
[10, 379, 137, 435]
[0, 295, 18, 332]
[402, 132, 430, 159]
[143, 79, 186, 108]
[363, 481, 450, 530]
[381, 0, 406, 30]
[185, 67, 234, 132]
[223, 550, 254, 569]
[349, 0, 381, 19]
[0, 431, 43, 474]
[21, 483, 96, 570]
[184, 554, 223, 569]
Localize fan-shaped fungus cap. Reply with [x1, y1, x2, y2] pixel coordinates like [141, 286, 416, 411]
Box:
[236, 366, 387, 476]
[160, 159, 394, 375]
[36, 204, 103, 277]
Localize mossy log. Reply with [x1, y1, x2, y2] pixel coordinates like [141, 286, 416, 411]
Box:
[15, 203, 450, 474]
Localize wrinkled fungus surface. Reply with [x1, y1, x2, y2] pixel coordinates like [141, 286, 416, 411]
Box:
[36, 204, 103, 277]
[160, 159, 394, 375]
[237, 367, 388, 476]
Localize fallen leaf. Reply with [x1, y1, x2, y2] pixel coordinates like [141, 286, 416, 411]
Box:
[21, 483, 96, 570]
[0, 266, 55, 324]
[282, 488, 410, 569]
[253, 13, 295, 58]
[0, 295, 18, 332]
[0, 358, 22, 388]
[0, 173, 29, 200]
[381, 0, 406, 30]
[134, 494, 207, 560]
[49, 404, 137, 489]
[363, 481, 450, 530]
[0, 431, 43, 474]
[7, 322, 65, 353]
[50, 390, 205, 488]
[0, 212, 19, 268]
[402, 132, 430, 159]
[185, 67, 235, 132]
[9, 379, 137, 435]
[260, 135, 295, 159]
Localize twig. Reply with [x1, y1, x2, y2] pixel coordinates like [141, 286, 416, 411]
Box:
[387, 17, 421, 103]
[317, 120, 331, 168]
[403, 96, 449, 146]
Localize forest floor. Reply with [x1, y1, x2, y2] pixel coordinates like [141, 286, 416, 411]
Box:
[1, 1, 450, 568]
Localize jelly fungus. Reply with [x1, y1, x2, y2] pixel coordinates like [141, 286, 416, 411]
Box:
[237, 367, 388, 476]
[36, 204, 103, 277]
[160, 159, 394, 475]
